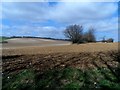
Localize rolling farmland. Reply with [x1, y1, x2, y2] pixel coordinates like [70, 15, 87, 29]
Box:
[1, 38, 120, 89]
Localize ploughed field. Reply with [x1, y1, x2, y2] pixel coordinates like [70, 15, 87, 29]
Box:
[1, 40, 120, 89]
[2, 42, 118, 56]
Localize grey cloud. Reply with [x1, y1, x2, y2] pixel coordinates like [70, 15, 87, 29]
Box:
[49, 2, 117, 24]
[2, 2, 117, 23]
[2, 2, 51, 22]
[1, 2, 118, 40]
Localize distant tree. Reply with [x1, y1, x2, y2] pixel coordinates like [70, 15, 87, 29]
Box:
[106, 38, 114, 43]
[101, 36, 106, 42]
[64, 24, 83, 43]
[101, 36, 114, 43]
[83, 27, 96, 42]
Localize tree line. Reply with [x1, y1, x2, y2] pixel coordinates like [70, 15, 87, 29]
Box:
[64, 24, 113, 44]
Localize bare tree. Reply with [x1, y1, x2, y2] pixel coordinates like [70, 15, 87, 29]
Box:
[64, 24, 83, 43]
[83, 27, 96, 42]
[101, 36, 106, 42]
[106, 38, 114, 43]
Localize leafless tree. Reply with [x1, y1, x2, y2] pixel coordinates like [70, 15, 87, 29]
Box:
[101, 36, 106, 42]
[64, 24, 83, 43]
[83, 27, 96, 42]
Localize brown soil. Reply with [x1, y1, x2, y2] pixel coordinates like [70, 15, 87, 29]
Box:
[2, 42, 119, 76]
[2, 43, 118, 56]
[2, 51, 119, 76]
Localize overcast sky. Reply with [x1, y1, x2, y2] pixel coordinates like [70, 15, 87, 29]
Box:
[1, 1, 118, 41]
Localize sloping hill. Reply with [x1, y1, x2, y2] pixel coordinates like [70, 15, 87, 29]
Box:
[1, 38, 71, 49]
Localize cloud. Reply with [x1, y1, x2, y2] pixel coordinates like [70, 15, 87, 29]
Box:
[2, 24, 65, 38]
[2, 2, 117, 23]
[2, 2, 52, 22]
[49, 2, 117, 24]
[84, 17, 118, 31]
[1, 2, 118, 41]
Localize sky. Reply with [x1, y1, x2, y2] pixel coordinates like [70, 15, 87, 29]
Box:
[1, 1, 119, 41]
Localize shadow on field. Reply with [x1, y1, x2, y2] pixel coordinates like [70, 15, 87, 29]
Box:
[2, 55, 22, 60]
